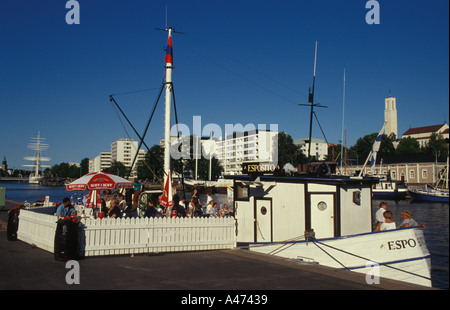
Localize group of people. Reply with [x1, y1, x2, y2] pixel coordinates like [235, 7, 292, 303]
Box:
[56, 188, 234, 220]
[56, 189, 132, 219]
[144, 190, 234, 219]
[374, 201, 425, 232]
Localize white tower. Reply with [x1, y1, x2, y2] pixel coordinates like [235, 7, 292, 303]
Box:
[384, 93, 398, 139]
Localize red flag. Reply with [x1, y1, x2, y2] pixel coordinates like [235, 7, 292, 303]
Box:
[165, 34, 173, 65]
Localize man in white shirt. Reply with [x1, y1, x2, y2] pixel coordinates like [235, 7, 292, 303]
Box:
[375, 201, 388, 224]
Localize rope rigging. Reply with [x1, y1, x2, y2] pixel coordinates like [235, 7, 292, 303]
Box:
[242, 232, 437, 284]
[109, 81, 187, 197]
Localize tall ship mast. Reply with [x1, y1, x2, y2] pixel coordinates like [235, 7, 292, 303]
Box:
[23, 132, 51, 184]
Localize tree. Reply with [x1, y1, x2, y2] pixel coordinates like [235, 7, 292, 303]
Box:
[396, 137, 420, 155]
[276, 132, 306, 166]
[103, 161, 128, 177]
[48, 162, 80, 178]
[137, 145, 164, 181]
[350, 133, 395, 164]
[425, 132, 449, 160]
[80, 158, 89, 176]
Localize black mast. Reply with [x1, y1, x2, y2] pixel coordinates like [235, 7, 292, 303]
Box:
[298, 41, 327, 160]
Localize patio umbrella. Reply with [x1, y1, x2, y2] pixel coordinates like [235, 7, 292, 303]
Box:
[66, 172, 133, 214]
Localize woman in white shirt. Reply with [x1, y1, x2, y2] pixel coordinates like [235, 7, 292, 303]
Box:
[374, 210, 396, 231]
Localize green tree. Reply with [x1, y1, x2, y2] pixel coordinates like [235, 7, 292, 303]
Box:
[103, 161, 128, 177]
[350, 133, 395, 164]
[49, 162, 80, 178]
[396, 137, 420, 155]
[425, 132, 449, 160]
[137, 144, 164, 181]
[80, 158, 89, 176]
[276, 132, 306, 166]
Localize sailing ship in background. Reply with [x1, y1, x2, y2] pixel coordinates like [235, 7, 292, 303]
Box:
[22, 132, 51, 184]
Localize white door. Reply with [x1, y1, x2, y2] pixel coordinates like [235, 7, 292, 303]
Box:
[310, 194, 334, 239]
[255, 199, 272, 242]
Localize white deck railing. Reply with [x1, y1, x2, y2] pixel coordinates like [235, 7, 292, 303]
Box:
[17, 208, 236, 257]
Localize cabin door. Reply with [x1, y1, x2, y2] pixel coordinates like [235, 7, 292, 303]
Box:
[310, 194, 335, 239]
[255, 198, 272, 243]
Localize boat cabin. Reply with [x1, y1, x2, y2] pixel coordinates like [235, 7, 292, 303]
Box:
[226, 174, 379, 243]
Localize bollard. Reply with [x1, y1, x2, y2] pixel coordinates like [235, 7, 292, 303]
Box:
[54, 216, 81, 261]
[7, 206, 22, 241]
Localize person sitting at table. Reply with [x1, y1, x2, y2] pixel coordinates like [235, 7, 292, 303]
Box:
[107, 199, 121, 218]
[56, 197, 76, 217]
[219, 204, 233, 218]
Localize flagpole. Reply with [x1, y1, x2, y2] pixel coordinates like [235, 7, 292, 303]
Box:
[358, 121, 387, 177]
[340, 69, 346, 174]
[164, 27, 173, 180]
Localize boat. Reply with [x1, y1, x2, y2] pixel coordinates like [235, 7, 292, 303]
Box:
[372, 176, 408, 200]
[408, 185, 449, 202]
[222, 45, 431, 287]
[224, 172, 431, 287]
[22, 132, 51, 184]
[408, 157, 449, 202]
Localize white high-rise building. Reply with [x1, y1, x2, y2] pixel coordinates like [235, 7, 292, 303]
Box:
[294, 138, 328, 161]
[384, 94, 398, 139]
[111, 138, 146, 171]
[89, 152, 111, 173]
[215, 130, 278, 175]
[89, 139, 146, 176]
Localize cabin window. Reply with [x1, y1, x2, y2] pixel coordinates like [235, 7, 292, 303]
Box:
[353, 191, 361, 205]
[317, 201, 327, 211]
[235, 182, 250, 201]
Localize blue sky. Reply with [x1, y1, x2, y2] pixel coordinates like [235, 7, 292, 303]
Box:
[1, 0, 448, 170]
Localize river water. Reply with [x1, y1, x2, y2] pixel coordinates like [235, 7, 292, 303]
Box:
[1, 182, 448, 289]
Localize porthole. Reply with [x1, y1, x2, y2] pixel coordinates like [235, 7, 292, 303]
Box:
[317, 201, 327, 211]
[261, 206, 267, 215]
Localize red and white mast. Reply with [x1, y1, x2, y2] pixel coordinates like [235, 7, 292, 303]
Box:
[162, 27, 174, 211]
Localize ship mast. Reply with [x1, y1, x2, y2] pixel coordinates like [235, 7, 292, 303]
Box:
[298, 41, 327, 161]
[164, 27, 173, 179]
[23, 132, 50, 177]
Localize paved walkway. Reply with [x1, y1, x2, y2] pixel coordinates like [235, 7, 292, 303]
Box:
[0, 200, 435, 295]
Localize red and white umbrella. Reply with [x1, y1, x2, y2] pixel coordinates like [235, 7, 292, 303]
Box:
[66, 172, 133, 191]
[66, 172, 133, 214]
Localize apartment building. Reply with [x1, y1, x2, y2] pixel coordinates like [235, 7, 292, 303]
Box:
[89, 152, 112, 173]
[294, 138, 328, 160]
[215, 130, 278, 175]
[89, 139, 146, 176]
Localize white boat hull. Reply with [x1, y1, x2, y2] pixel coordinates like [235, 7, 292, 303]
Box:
[28, 174, 42, 184]
[249, 227, 431, 287]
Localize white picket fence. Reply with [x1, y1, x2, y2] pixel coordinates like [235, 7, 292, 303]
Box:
[17, 207, 58, 253]
[17, 207, 236, 257]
